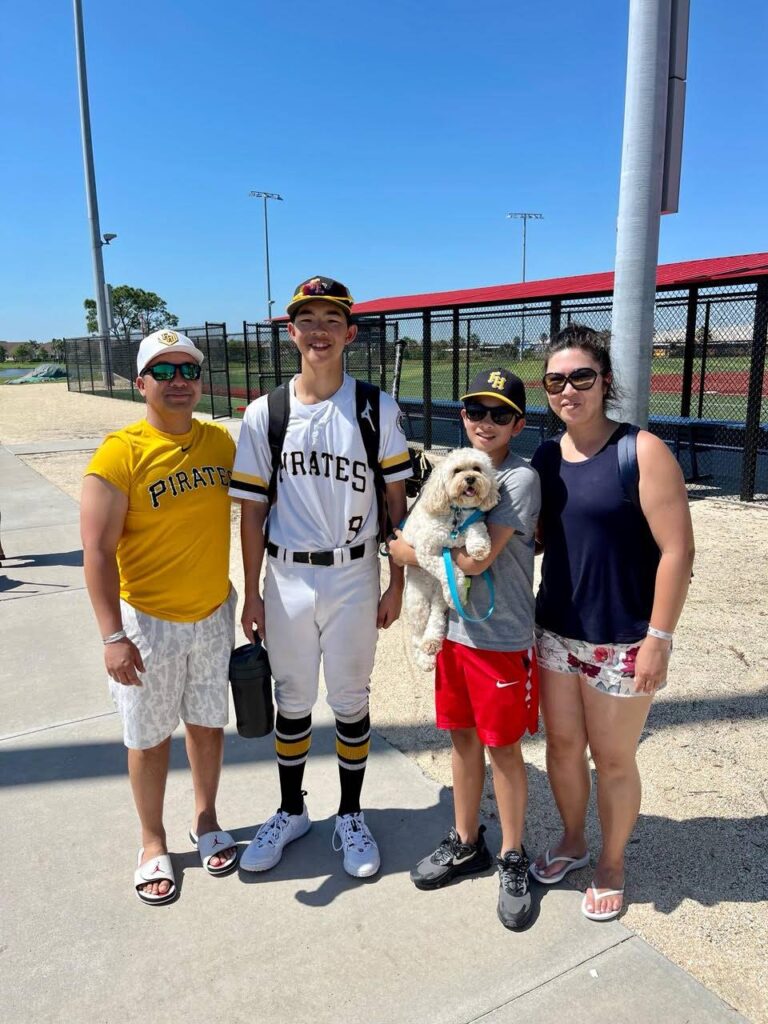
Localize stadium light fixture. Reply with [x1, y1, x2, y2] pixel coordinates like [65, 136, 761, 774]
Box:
[506, 212, 543, 283]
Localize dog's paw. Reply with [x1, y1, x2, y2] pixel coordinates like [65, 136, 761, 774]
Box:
[414, 649, 436, 672]
[465, 540, 491, 560]
[420, 637, 443, 656]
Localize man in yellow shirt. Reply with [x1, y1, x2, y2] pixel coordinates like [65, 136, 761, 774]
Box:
[81, 329, 237, 905]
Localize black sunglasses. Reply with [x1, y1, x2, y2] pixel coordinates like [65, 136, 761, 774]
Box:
[542, 367, 600, 395]
[142, 362, 202, 382]
[463, 403, 518, 426]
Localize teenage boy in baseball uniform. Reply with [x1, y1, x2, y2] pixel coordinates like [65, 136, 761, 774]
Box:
[389, 369, 541, 929]
[81, 329, 238, 906]
[230, 276, 410, 877]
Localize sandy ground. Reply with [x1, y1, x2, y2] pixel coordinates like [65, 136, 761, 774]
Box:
[2, 382, 767, 1022]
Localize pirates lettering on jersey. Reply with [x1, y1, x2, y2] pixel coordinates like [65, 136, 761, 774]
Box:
[148, 465, 232, 509]
[279, 449, 369, 493]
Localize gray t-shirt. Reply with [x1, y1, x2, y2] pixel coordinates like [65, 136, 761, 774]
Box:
[446, 451, 541, 652]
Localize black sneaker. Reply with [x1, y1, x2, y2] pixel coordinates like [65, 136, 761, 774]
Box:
[497, 846, 532, 930]
[410, 825, 492, 890]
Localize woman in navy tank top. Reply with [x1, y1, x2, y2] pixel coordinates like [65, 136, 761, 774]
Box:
[529, 325, 694, 922]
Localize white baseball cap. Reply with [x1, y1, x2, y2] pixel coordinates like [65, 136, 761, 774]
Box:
[136, 329, 205, 375]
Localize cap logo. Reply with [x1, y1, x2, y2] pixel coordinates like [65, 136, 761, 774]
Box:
[157, 330, 180, 346]
[488, 371, 507, 390]
[301, 277, 329, 297]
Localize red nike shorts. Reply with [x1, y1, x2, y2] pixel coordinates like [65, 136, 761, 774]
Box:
[434, 639, 539, 747]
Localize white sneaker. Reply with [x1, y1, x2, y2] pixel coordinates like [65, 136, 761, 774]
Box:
[240, 806, 311, 872]
[332, 811, 381, 878]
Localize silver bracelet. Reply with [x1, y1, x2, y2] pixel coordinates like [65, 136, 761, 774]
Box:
[103, 629, 127, 645]
[647, 625, 673, 642]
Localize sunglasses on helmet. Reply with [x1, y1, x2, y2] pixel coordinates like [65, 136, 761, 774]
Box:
[463, 402, 518, 426]
[542, 367, 600, 395]
[142, 361, 202, 382]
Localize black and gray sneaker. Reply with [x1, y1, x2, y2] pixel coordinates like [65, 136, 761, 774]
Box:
[410, 825, 492, 890]
[497, 846, 532, 930]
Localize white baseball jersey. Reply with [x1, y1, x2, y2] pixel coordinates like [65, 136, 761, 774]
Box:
[229, 375, 412, 551]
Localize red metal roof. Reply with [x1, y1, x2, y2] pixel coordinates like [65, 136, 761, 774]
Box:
[351, 252, 768, 316]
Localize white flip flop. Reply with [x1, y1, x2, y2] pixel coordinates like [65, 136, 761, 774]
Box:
[529, 848, 590, 885]
[135, 848, 176, 906]
[581, 883, 625, 921]
[189, 829, 239, 876]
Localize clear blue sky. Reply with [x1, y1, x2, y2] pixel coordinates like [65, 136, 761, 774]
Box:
[2, 0, 766, 341]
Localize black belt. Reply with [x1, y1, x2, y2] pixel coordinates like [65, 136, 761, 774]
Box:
[266, 541, 367, 566]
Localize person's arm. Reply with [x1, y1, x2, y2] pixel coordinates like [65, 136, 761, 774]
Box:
[240, 499, 269, 642]
[81, 474, 145, 686]
[632, 431, 696, 694]
[378, 480, 407, 628]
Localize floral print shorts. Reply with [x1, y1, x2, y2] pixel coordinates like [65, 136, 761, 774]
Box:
[534, 626, 667, 698]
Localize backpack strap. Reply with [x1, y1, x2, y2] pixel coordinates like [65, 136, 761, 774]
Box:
[355, 379, 390, 540]
[267, 382, 291, 506]
[617, 424, 641, 509]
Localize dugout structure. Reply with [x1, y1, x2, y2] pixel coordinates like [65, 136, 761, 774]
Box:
[64, 252, 768, 502]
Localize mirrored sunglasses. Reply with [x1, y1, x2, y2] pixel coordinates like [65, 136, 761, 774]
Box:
[143, 362, 202, 382]
[542, 367, 600, 395]
[464, 403, 518, 425]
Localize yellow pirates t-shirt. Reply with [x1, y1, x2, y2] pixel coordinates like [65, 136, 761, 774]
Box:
[86, 419, 235, 622]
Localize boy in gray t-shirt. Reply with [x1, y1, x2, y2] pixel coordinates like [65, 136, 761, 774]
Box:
[389, 368, 541, 930]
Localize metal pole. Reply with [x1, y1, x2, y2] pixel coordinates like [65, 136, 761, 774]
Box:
[611, 0, 674, 428]
[72, 0, 110, 381]
[740, 280, 768, 501]
[249, 191, 283, 321]
[263, 196, 272, 319]
[507, 212, 543, 283]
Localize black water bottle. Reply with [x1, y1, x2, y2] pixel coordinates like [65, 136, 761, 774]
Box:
[229, 640, 274, 738]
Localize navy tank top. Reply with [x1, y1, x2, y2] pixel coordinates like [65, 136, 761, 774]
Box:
[532, 423, 660, 644]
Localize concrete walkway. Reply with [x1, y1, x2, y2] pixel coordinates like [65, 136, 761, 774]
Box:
[0, 439, 746, 1024]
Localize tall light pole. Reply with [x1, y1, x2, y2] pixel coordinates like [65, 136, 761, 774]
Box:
[249, 191, 283, 319]
[73, 0, 110, 376]
[507, 212, 543, 361]
[506, 211, 543, 282]
[611, 0, 689, 428]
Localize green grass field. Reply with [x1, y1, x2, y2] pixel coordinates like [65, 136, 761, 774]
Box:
[225, 355, 756, 422]
[77, 353, 760, 424]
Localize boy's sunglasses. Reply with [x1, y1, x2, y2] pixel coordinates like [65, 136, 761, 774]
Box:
[142, 362, 202, 382]
[464, 403, 518, 426]
[542, 367, 600, 395]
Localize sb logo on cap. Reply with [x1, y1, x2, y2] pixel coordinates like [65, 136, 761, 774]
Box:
[488, 371, 507, 390]
[157, 331, 180, 346]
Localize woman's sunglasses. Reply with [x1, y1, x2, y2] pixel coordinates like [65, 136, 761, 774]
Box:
[542, 367, 600, 395]
[463, 403, 518, 426]
[142, 362, 202, 382]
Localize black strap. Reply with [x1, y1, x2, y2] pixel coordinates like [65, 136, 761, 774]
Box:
[617, 424, 641, 509]
[355, 379, 391, 540]
[267, 382, 291, 505]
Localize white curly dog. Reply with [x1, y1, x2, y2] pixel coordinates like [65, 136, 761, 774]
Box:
[402, 447, 500, 671]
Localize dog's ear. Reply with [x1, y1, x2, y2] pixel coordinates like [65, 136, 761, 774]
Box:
[479, 471, 501, 511]
[420, 463, 451, 515]
[479, 456, 501, 511]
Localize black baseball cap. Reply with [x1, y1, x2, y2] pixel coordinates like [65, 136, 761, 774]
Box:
[461, 368, 526, 416]
[286, 276, 354, 319]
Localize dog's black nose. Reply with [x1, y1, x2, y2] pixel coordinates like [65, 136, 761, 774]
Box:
[465, 475, 476, 485]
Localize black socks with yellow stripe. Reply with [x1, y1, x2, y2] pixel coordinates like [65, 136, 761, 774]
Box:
[276, 712, 311, 816]
[336, 711, 371, 816]
[275, 709, 371, 817]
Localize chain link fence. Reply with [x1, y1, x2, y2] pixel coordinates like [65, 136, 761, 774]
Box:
[64, 278, 767, 501]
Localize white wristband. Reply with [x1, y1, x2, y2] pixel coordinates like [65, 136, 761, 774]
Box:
[103, 629, 127, 645]
[647, 625, 673, 642]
